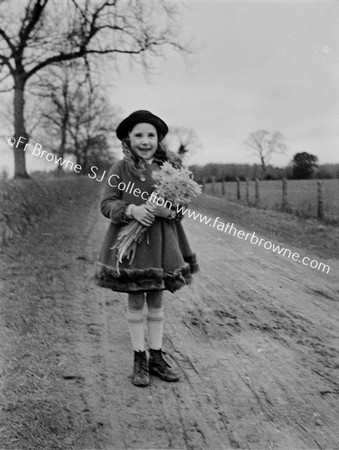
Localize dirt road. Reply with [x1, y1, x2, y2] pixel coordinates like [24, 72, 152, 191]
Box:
[1, 179, 338, 449]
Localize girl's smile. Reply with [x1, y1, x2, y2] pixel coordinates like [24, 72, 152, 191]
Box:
[128, 123, 158, 161]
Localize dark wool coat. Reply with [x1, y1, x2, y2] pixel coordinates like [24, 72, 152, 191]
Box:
[95, 158, 199, 293]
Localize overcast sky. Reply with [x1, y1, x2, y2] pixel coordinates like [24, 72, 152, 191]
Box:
[110, 0, 339, 167]
[1, 0, 338, 174]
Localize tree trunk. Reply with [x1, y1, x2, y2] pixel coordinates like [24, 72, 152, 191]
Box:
[75, 143, 82, 167]
[13, 75, 29, 178]
[57, 115, 68, 172]
[82, 139, 92, 174]
[260, 155, 267, 176]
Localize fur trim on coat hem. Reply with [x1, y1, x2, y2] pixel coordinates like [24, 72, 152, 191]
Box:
[94, 261, 195, 293]
[184, 253, 199, 274]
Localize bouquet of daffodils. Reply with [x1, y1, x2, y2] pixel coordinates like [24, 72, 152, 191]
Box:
[112, 162, 201, 273]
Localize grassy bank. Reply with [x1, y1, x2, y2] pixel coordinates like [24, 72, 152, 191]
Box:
[0, 174, 96, 251]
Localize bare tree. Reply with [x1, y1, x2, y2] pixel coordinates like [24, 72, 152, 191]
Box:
[67, 86, 120, 172]
[30, 62, 86, 170]
[0, 0, 188, 178]
[165, 126, 201, 159]
[244, 130, 287, 176]
[30, 61, 120, 172]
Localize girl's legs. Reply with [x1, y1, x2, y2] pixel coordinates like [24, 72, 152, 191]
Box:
[127, 292, 145, 351]
[127, 292, 149, 387]
[146, 291, 164, 350]
[146, 291, 179, 382]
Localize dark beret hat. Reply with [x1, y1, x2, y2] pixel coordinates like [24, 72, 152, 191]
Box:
[116, 110, 169, 141]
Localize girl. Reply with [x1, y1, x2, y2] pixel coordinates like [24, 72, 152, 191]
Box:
[95, 110, 199, 387]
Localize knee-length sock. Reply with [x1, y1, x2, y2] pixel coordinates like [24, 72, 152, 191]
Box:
[147, 306, 164, 350]
[126, 307, 145, 352]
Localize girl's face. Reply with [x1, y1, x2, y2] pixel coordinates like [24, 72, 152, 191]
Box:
[128, 123, 158, 161]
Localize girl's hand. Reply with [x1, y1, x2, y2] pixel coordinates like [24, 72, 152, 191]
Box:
[131, 204, 155, 226]
[148, 203, 174, 219]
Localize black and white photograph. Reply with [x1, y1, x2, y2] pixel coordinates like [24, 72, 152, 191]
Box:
[0, 0, 338, 449]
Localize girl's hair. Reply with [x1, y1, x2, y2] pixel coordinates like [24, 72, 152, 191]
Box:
[122, 138, 182, 178]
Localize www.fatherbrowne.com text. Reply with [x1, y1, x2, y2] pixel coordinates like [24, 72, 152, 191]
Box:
[176, 206, 330, 274]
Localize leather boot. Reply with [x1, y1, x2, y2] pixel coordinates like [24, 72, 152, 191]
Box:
[132, 351, 150, 387]
[149, 349, 180, 382]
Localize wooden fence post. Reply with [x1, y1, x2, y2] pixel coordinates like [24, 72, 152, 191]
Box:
[245, 178, 249, 205]
[255, 178, 260, 207]
[211, 176, 215, 196]
[317, 180, 324, 220]
[282, 177, 288, 211]
[221, 179, 225, 197]
[236, 177, 241, 201]
[202, 179, 205, 194]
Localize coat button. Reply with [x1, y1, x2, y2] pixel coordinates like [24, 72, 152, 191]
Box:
[140, 176, 146, 181]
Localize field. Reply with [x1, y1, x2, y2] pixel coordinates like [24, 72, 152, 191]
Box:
[203, 179, 339, 222]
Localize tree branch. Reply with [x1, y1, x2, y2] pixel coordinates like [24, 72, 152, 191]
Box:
[0, 85, 13, 92]
[0, 27, 15, 53]
[18, 0, 49, 52]
[0, 58, 14, 78]
[25, 44, 154, 80]
[40, 110, 63, 127]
